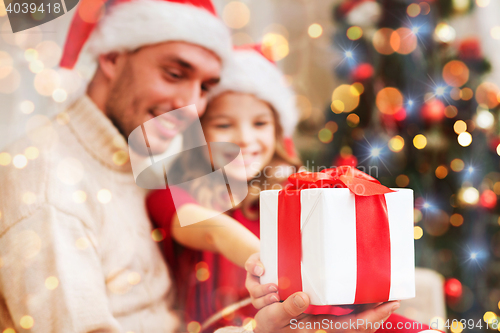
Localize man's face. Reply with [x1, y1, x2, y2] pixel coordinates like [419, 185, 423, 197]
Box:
[103, 42, 222, 155]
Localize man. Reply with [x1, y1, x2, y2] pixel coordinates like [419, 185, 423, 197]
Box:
[0, 0, 399, 331]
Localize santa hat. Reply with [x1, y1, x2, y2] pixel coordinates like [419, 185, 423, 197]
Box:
[209, 44, 299, 138]
[60, 0, 232, 69]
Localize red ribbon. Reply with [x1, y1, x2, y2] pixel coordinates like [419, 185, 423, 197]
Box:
[277, 166, 393, 314]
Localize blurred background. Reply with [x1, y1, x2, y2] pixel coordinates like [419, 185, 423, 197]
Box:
[1, 0, 500, 330]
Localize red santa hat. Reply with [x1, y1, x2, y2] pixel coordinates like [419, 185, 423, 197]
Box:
[209, 44, 299, 138]
[60, 0, 232, 69]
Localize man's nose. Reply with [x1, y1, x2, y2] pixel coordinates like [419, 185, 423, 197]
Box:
[171, 81, 202, 110]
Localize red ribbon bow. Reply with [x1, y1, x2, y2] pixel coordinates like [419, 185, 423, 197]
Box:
[287, 166, 395, 196]
[277, 166, 393, 315]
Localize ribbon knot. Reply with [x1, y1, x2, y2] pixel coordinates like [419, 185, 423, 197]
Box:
[287, 166, 395, 196]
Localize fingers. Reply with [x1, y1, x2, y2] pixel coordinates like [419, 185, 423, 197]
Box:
[252, 292, 280, 310]
[354, 301, 400, 332]
[244, 252, 264, 277]
[254, 292, 310, 333]
[245, 271, 279, 309]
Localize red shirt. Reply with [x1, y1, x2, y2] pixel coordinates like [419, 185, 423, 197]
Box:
[147, 187, 258, 332]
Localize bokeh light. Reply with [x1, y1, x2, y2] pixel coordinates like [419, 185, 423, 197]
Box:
[347, 26, 363, 40]
[35, 41, 62, 68]
[187, 321, 201, 333]
[475, 82, 499, 108]
[346, 113, 360, 127]
[450, 158, 464, 172]
[373, 28, 395, 55]
[414, 226, 423, 240]
[445, 105, 458, 118]
[413, 134, 427, 149]
[261, 33, 289, 61]
[308, 23, 323, 38]
[459, 186, 479, 205]
[223, 1, 250, 29]
[424, 209, 450, 236]
[318, 128, 333, 143]
[435, 23, 456, 43]
[73, 190, 87, 204]
[389, 135, 405, 152]
[475, 109, 494, 129]
[376, 87, 403, 115]
[52, 88, 68, 103]
[45, 276, 59, 290]
[97, 189, 112, 204]
[0, 152, 12, 166]
[331, 84, 360, 113]
[151, 228, 166, 242]
[396, 174, 410, 187]
[419, 1, 431, 14]
[25, 147, 39, 160]
[457, 132, 472, 147]
[407, 3, 421, 17]
[443, 60, 469, 87]
[479, 189, 496, 209]
[491, 26, 500, 40]
[453, 120, 467, 134]
[34, 69, 61, 96]
[435, 165, 448, 179]
[196, 261, 210, 281]
[450, 213, 464, 227]
[460, 87, 473, 100]
[13, 155, 28, 169]
[20, 316, 34, 329]
[476, 0, 490, 7]
[391, 28, 418, 55]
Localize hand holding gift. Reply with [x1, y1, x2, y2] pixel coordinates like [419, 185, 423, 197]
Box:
[260, 166, 415, 315]
[245, 253, 401, 333]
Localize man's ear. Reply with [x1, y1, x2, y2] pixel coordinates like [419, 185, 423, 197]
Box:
[97, 52, 123, 80]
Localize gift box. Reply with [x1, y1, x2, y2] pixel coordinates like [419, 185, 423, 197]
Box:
[260, 166, 415, 311]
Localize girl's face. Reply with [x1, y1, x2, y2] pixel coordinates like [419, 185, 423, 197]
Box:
[202, 92, 276, 181]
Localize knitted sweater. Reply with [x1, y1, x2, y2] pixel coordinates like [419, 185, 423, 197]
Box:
[0, 95, 180, 332]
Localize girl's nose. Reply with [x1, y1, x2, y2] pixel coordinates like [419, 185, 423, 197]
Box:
[235, 124, 255, 147]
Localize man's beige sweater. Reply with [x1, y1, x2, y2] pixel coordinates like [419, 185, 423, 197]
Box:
[0, 96, 180, 332]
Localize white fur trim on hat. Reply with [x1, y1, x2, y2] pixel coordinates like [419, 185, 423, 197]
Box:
[86, 0, 232, 64]
[209, 50, 299, 137]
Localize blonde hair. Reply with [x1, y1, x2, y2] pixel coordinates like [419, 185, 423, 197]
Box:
[168, 95, 301, 219]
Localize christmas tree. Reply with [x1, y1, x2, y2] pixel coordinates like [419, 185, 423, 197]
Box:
[311, 0, 500, 329]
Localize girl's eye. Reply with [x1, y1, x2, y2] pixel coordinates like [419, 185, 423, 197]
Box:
[215, 123, 231, 129]
[255, 121, 269, 127]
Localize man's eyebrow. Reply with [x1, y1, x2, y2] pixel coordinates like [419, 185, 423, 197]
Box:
[205, 77, 221, 85]
[162, 56, 194, 70]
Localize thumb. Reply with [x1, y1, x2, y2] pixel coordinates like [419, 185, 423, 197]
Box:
[265, 292, 310, 328]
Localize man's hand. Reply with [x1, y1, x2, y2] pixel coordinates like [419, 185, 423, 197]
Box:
[245, 253, 401, 333]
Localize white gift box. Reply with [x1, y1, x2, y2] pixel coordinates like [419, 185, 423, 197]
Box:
[260, 188, 415, 305]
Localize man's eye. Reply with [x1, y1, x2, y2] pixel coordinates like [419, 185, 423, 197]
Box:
[201, 84, 209, 92]
[163, 68, 183, 80]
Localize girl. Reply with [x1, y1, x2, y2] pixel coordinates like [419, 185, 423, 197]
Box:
[146, 45, 301, 332]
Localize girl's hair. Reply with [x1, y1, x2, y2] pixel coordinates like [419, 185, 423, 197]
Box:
[168, 93, 302, 219]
